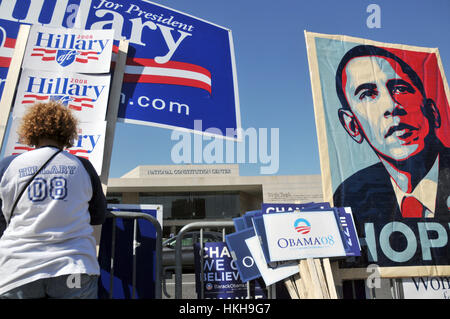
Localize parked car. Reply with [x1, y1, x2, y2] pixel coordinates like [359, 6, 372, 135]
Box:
[162, 231, 223, 273]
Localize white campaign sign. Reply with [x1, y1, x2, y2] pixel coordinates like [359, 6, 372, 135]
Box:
[13, 69, 110, 123]
[401, 277, 450, 299]
[68, 121, 107, 175]
[23, 25, 114, 73]
[245, 236, 299, 286]
[4, 119, 106, 175]
[264, 211, 346, 262]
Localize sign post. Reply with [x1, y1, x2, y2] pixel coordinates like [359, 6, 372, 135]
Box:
[100, 38, 128, 192]
[94, 38, 128, 246]
[0, 24, 29, 151]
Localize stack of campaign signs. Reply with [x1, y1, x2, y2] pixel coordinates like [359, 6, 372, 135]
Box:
[225, 203, 361, 287]
[3, 25, 114, 175]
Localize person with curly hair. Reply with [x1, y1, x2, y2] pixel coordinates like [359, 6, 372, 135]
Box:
[0, 101, 106, 299]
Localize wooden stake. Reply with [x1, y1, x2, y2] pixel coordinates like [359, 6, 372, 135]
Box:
[312, 259, 330, 298]
[322, 258, 338, 299]
[293, 272, 308, 299]
[283, 276, 299, 299]
[298, 259, 320, 298]
[305, 258, 325, 298]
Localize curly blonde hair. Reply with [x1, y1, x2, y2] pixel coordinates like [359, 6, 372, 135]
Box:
[18, 101, 78, 148]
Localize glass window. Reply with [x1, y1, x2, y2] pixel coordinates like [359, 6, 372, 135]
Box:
[106, 193, 122, 204]
[139, 191, 241, 219]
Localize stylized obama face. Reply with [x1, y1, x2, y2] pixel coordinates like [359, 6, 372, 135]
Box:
[337, 51, 440, 162]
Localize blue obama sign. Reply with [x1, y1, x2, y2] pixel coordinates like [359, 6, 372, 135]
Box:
[194, 242, 265, 299]
[0, 0, 241, 140]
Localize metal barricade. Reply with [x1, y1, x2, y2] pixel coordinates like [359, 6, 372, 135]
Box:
[174, 221, 235, 299]
[105, 210, 163, 299]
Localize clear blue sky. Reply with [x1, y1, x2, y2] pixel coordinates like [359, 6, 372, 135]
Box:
[108, 0, 450, 178]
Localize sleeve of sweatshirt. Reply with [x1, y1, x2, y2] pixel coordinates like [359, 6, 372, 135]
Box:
[77, 157, 107, 225]
[0, 155, 18, 237]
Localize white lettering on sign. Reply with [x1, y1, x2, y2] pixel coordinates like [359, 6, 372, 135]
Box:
[136, 95, 189, 115]
[362, 222, 450, 263]
[0, 0, 194, 64]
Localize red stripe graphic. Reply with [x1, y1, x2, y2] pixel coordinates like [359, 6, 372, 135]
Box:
[76, 51, 100, 63]
[31, 48, 57, 54]
[295, 226, 311, 234]
[79, 51, 99, 56]
[31, 48, 57, 61]
[75, 57, 98, 63]
[68, 149, 89, 160]
[13, 146, 35, 155]
[127, 58, 211, 78]
[21, 95, 93, 112]
[124, 74, 212, 93]
[4, 37, 16, 48]
[30, 48, 100, 64]
[0, 37, 16, 67]
[69, 97, 93, 111]
[123, 58, 212, 94]
[0, 56, 10, 68]
[22, 94, 49, 104]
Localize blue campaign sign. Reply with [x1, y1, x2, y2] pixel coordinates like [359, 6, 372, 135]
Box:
[243, 210, 262, 229]
[261, 202, 331, 214]
[0, 0, 240, 139]
[252, 215, 273, 266]
[232, 216, 247, 232]
[194, 242, 265, 299]
[335, 207, 361, 257]
[97, 204, 162, 299]
[225, 228, 261, 283]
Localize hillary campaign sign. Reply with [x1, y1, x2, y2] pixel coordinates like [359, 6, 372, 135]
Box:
[305, 31, 450, 271]
[0, 0, 241, 139]
[2, 23, 111, 174]
[13, 69, 110, 122]
[3, 118, 107, 175]
[23, 25, 113, 73]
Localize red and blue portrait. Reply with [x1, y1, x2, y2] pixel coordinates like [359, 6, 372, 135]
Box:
[306, 32, 450, 269]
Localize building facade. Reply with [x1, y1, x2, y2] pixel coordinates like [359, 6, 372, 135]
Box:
[106, 164, 323, 237]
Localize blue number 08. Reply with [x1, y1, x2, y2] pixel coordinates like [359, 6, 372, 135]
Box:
[28, 177, 67, 202]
